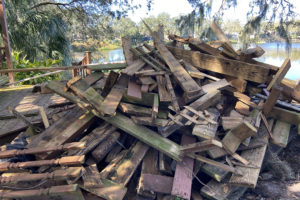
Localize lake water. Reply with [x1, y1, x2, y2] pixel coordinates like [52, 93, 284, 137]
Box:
[72, 42, 300, 80]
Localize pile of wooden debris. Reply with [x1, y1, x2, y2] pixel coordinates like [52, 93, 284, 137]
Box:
[0, 22, 299, 200]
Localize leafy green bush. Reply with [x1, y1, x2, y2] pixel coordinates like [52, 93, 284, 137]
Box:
[12, 51, 63, 85]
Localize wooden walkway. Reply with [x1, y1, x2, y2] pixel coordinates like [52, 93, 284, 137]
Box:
[0, 87, 67, 141]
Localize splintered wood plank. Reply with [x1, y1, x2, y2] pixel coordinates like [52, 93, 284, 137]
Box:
[160, 90, 221, 137]
[156, 75, 172, 102]
[221, 116, 244, 130]
[229, 124, 269, 188]
[263, 86, 281, 116]
[268, 106, 300, 125]
[152, 93, 159, 120]
[91, 131, 120, 163]
[225, 76, 247, 93]
[167, 46, 270, 83]
[222, 121, 257, 154]
[181, 60, 220, 81]
[0, 184, 85, 199]
[171, 135, 195, 200]
[121, 59, 146, 76]
[271, 120, 291, 147]
[127, 80, 142, 100]
[140, 174, 173, 194]
[121, 37, 135, 65]
[39, 106, 49, 128]
[46, 79, 182, 161]
[27, 107, 95, 159]
[202, 79, 229, 93]
[210, 21, 234, 49]
[192, 108, 220, 139]
[82, 165, 127, 200]
[165, 74, 180, 112]
[181, 139, 222, 155]
[152, 32, 202, 98]
[188, 37, 221, 56]
[267, 58, 291, 90]
[0, 155, 85, 172]
[99, 75, 129, 116]
[101, 71, 120, 97]
[106, 142, 149, 186]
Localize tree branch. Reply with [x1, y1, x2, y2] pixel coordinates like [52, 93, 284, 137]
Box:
[31, 1, 76, 10]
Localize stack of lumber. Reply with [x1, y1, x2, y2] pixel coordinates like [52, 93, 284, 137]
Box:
[0, 22, 299, 200]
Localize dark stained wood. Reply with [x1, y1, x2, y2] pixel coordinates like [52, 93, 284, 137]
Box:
[127, 80, 142, 100]
[139, 174, 173, 194]
[171, 135, 195, 199]
[167, 46, 271, 83]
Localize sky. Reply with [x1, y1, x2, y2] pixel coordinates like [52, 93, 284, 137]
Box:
[128, 0, 300, 24]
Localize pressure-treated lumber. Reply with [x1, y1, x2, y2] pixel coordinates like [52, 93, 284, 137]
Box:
[46, 78, 182, 161]
[99, 75, 129, 116]
[271, 120, 291, 147]
[0, 167, 83, 184]
[119, 102, 167, 118]
[222, 121, 257, 154]
[152, 31, 203, 98]
[0, 155, 85, 172]
[171, 135, 195, 200]
[267, 58, 291, 90]
[0, 142, 85, 159]
[167, 46, 270, 83]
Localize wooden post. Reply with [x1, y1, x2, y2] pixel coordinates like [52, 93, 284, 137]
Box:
[85, 51, 92, 75]
[0, 0, 14, 84]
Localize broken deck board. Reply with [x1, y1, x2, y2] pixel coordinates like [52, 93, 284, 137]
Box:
[271, 120, 291, 147]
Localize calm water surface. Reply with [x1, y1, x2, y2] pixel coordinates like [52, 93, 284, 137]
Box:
[72, 42, 300, 80]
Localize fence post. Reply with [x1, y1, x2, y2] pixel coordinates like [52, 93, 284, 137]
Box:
[85, 51, 91, 75]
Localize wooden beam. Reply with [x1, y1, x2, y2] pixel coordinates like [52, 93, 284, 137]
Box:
[267, 58, 291, 90]
[39, 106, 50, 128]
[167, 46, 270, 83]
[152, 31, 203, 98]
[121, 37, 135, 65]
[99, 75, 128, 116]
[201, 163, 228, 182]
[127, 80, 142, 100]
[101, 71, 119, 97]
[156, 75, 171, 102]
[171, 135, 195, 200]
[268, 106, 300, 126]
[165, 74, 180, 112]
[121, 59, 145, 76]
[263, 86, 282, 115]
[181, 139, 222, 155]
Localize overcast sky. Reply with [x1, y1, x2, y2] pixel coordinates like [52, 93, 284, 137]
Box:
[128, 0, 300, 24]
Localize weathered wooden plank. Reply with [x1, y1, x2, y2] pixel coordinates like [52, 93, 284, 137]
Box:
[121, 59, 146, 76]
[229, 124, 269, 188]
[268, 106, 300, 125]
[82, 165, 127, 200]
[106, 141, 149, 186]
[91, 131, 120, 163]
[181, 139, 222, 155]
[156, 75, 171, 102]
[271, 120, 291, 147]
[139, 174, 173, 194]
[27, 107, 95, 159]
[39, 106, 50, 128]
[121, 37, 135, 65]
[171, 135, 195, 199]
[101, 71, 119, 97]
[99, 75, 128, 116]
[201, 163, 228, 182]
[0, 184, 85, 199]
[210, 21, 234, 50]
[167, 46, 270, 83]
[0, 155, 85, 172]
[152, 93, 159, 120]
[127, 80, 142, 100]
[188, 37, 221, 56]
[131, 116, 168, 127]
[46, 79, 182, 161]
[222, 121, 257, 154]
[263, 86, 282, 115]
[235, 100, 250, 116]
[202, 79, 229, 93]
[119, 102, 167, 118]
[165, 74, 180, 112]
[160, 90, 221, 137]
[0, 167, 83, 184]
[152, 31, 203, 98]
[267, 58, 291, 90]
[201, 179, 240, 200]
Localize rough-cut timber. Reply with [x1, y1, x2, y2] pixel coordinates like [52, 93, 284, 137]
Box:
[139, 174, 174, 194]
[271, 120, 291, 147]
[167, 46, 270, 83]
[267, 58, 291, 90]
[152, 31, 203, 98]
